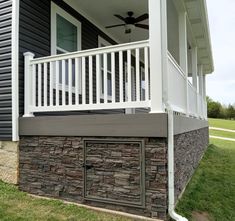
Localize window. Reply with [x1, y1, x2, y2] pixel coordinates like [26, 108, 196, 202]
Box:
[140, 67, 146, 101]
[98, 36, 112, 99]
[124, 63, 136, 101]
[51, 2, 82, 91]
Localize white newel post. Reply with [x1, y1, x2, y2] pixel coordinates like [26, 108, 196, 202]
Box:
[192, 47, 198, 116]
[23, 52, 35, 117]
[179, 12, 188, 116]
[148, 0, 166, 113]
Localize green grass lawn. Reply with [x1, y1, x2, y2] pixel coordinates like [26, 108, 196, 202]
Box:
[176, 138, 235, 221]
[209, 118, 235, 130]
[0, 181, 132, 221]
[210, 129, 235, 139]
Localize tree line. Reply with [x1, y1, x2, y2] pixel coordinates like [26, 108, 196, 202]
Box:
[207, 97, 235, 119]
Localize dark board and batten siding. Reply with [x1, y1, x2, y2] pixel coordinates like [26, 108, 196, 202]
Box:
[19, 0, 126, 117]
[0, 0, 12, 140]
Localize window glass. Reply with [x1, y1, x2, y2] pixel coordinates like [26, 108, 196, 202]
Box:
[57, 14, 77, 52]
[99, 39, 112, 97]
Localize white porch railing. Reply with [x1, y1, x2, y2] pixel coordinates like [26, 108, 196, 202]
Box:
[24, 40, 150, 116]
[167, 53, 187, 114]
[24, 41, 207, 119]
[167, 52, 206, 119]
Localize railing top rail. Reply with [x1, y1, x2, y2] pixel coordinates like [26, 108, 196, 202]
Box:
[188, 80, 197, 93]
[30, 40, 149, 65]
[167, 51, 186, 80]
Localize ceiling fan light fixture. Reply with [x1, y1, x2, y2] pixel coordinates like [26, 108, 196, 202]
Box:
[125, 24, 135, 33]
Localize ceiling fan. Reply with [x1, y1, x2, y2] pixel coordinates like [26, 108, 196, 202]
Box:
[106, 11, 149, 34]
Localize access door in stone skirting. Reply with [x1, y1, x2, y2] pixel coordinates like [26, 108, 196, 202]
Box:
[83, 139, 145, 208]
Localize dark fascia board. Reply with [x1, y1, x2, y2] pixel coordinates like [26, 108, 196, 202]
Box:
[174, 115, 209, 135]
[19, 113, 208, 138]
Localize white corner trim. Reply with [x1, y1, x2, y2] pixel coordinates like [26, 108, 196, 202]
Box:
[11, 0, 20, 141]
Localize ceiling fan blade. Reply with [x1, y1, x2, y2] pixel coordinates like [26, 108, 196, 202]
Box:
[106, 24, 125, 29]
[135, 13, 149, 23]
[114, 14, 126, 22]
[135, 24, 149, 30]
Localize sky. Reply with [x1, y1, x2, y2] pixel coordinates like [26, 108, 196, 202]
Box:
[206, 0, 235, 105]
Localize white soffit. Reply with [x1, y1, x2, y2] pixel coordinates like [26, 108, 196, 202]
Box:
[184, 0, 214, 74]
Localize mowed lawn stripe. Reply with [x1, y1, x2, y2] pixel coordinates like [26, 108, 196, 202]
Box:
[176, 139, 235, 221]
[210, 129, 235, 140]
[209, 118, 235, 130]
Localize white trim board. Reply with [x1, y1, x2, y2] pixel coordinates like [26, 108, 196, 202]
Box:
[11, 0, 20, 141]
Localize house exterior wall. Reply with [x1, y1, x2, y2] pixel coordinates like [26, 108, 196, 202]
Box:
[18, 0, 127, 117]
[174, 127, 209, 201]
[0, 0, 12, 140]
[19, 136, 168, 220]
[19, 124, 209, 220]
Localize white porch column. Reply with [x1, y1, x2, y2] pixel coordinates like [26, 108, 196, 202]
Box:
[203, 74, 207, 119]
[149, 0, 167, 113]
[192, 46, 198, 115]
[179, 12, 188, 116]
[203, 74, 206, 100]
[198, 64, 203, 118]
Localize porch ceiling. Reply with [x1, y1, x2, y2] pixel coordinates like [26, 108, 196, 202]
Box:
[64, 0, 149, 43]
[184, 0, 214, 74]
[64, 0, 213, 74]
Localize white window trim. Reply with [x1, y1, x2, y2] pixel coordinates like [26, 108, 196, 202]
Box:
[98, 36, 113, 100]
[51, 2, 82, 94]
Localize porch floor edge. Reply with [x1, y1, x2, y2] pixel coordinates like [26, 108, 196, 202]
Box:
[19, 113, 208, 137]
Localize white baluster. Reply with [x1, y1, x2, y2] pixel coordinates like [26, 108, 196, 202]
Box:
[111, 52, 115, 103]
[75, 58, 79, 105]
[38, 63, 42, 107]
[43, 63, 48, 107]
[56, 60, 59, 106]
[119, 51, 123, 103]
[127, 50, 132, 102]
[82, 57, 86, 104]
[103, 53, 108, 103]
[89, 56, 93, 104]
[68, 58, 72, 105]
[62, 60, 66, 105]
[136, 49, 140, 102]
[49, 61, 54, 106]
[144, 47, 149, 101]
[96, 54, 101, 104]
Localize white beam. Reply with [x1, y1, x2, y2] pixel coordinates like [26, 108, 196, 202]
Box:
[198, 65, 203, 96]
[192, 47, 198, 90]
[179, 12, 188, 115]
[192, 47, 198, 116]
[149, 0, 166, 113]
[203, 74, 206, 100]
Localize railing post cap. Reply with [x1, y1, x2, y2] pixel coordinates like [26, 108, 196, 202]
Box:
[24, 52, 35, 57]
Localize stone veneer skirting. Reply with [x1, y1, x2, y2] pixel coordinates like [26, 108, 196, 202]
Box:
[0, 141, 19, 184]
[19, 127, 208, 220]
